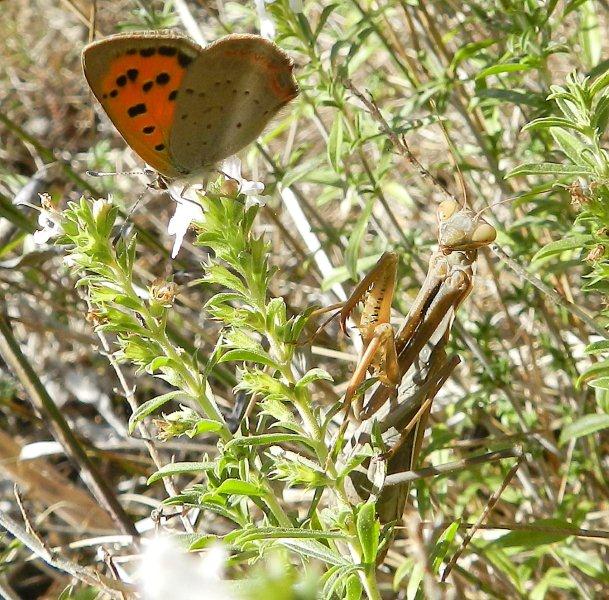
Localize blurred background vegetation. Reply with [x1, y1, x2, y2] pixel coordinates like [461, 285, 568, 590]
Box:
[2, 0, 609, 598]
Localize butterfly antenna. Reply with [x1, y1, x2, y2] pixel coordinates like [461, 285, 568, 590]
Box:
[87, 168, 153, 178]
[430, 99, 468, 209]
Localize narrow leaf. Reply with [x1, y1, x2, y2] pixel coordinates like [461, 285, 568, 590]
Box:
[225, 433, 315, 450]
[147, 461, 215, 484]
[559, 413, 609, 445]
[215, 478, 265, 497]
[128, 391, 184, 433]
[356, 501, 379, 564]
[506, 163, 593, 178]
[345, 197, 375, 280]
[279, 538, 351, 566]
[219, 349, 281, 370]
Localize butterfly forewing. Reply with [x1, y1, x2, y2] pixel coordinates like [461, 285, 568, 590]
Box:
[82, 33, 201, 178]
[169, 34, 298, 174]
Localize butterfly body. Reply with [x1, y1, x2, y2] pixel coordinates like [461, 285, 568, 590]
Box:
[82, 32, 298, 179]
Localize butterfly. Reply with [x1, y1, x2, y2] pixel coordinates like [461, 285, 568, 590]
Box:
[82, 31, 298, 182]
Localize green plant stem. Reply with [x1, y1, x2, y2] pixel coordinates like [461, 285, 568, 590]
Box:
[263, 489, 292, 528]
[362, 566, 382, 600]
[108, 256, 232, 441]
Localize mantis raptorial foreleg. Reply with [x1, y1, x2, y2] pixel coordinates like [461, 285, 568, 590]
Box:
[336, 199, 497, 529]
[337, 199, 495, 423]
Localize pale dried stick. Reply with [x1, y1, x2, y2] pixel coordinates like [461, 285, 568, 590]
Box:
[95, 327, 194, 534]
[0, 510, 135, 598]
[441, 450, 525, 581]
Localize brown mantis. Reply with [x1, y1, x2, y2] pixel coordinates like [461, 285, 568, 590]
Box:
[324, 197, 497, 525]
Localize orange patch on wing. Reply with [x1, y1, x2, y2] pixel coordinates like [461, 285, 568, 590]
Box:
[99, 52, 188, 176]
[223, 48, 297, 104]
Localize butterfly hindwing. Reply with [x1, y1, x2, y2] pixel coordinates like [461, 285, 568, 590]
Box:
[169, 34, 298, 174]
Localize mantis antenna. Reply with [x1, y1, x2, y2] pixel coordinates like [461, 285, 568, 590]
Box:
[430, 99, 468, 209]
[474, 195, 518, 220]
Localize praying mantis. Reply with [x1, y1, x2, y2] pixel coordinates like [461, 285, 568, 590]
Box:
[327, 196, 497, 526]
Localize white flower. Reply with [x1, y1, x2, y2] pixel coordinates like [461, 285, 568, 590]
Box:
[221, 156, 267, 209]
[256, 0, 276, 39]
[138, 536, 235, 600]
[167, 192, 203, 258]
[32, 194, 62, 245]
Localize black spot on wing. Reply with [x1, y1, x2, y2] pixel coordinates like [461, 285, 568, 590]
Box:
[159, 46, 177, 56]
[127, 103, 147, 117]
[178, 51, 193, 68]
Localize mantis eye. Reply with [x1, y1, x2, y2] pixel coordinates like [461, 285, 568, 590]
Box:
[471, 223, 496, 244]
[437, 199, 459, 221]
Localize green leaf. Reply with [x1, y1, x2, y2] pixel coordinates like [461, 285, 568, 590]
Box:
[585, 340, 609, 354]
[147, 461, 215, 484]
[476, 62, 532, 80]
[476, 88, 545, 108]
[522, 117, 585, 134]
[346, 574, 363, 600]
[218, 348, 281, 370]
[587, 377, 609, 390]
[489, 519, 575, 548]
[356, 501, 379, 565]
[230, 526, 348, 545]
[188, 534, 218, 551]
[146, 356, 174, 374]
[345, 197, 375, 280]
[128, 391, 184, 433]
[296, 368, 334, 389]
[431, 520, 460, 573]
[327, 115, 344, 172]
[531, 568, 576, 600]
[580, 0, 601, 70]
[531, 235, 591, 263]
[449, 39, 496, 72]
[313, 3, 338, 41]
[558, 413, 609, 445]
[506, 163, 593, 178]
[215, 478, 265, 497]
[278, 538, 351, 566]
[322, 254, 382, 291]
[558, 546, 609, 582]
[406, 563, 424, 600]
[550, 128, 588, 164]
[590, 66, 609, 97]
[225, 433, 315, 451]
[393, 557, 414, 591]
[578, 358, 609, 386]
[203, 264, 248, 296]
[187, 419, 224, 437]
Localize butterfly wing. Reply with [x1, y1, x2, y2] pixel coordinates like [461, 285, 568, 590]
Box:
[169, 34, 298, 174]
[82, 32, 201, 178]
